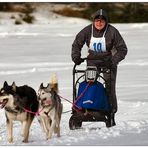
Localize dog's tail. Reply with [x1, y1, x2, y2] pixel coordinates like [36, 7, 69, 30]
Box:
[49, 73, 58, 93]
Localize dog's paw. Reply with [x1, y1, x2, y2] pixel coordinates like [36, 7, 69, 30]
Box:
[20, 133, 25, 137]
[22, 139, 28, 143]
[8, 137, 13, 143]
[57, 134, 60, 137]
[47, 134, 52, 140]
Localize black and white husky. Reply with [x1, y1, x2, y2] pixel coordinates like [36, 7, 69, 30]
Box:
[0, 81, 39, 143]
[37, 74, 63, 140]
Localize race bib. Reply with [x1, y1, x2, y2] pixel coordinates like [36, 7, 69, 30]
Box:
[90, 37, 106, 52]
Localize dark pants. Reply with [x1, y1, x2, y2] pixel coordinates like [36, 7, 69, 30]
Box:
[103, 67, 117, 113]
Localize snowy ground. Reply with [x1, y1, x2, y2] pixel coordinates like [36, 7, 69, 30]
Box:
[0, 10, 148, 146]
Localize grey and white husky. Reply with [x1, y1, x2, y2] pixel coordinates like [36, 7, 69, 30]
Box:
[37, 74, 63, 140]
[0, 81, 39, 143]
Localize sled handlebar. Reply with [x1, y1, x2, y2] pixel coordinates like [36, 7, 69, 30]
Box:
[72, 58, 87, 107]
[73, 58, 87, 74]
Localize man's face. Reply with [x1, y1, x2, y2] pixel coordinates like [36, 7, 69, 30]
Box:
[94, 18, 106, 30]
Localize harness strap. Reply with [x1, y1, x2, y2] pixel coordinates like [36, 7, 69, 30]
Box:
[21, 81, 92, 115]
[58, 95, 81, 109]
[43, 106, 54, 116]
[22, 107, 44, 116]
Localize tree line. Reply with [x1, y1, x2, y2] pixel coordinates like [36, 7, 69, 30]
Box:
[53, 3, 148, 23]
[0, 2, 148, 23]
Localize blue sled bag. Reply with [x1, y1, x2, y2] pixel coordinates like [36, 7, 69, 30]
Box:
[75, 81, 110, 111]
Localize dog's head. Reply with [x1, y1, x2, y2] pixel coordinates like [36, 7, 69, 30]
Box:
[0, 81, 16, 109]
[38, 83, 55, 107]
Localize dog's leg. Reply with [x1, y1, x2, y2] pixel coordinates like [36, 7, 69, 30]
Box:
[53, 112, 59, 136]
[56, 126, 60, 137]
[21, 120, 28, 142]
[21, 116, 33, 143]
[54, 126, 57, 134]
[41, 117, 49, 139]
[38, 117, 46, 133]
[54, 121, 60, 137]
[20, 121, 25, 137]
[55, 104, 63, 137]
[47, 121, 56, 139]
[47, 114, 56, 139]
[21, 120, 27, 137]
[45, 117, 51, 135]
[53, 104, 63, 137]
[24, 117, 33, 143]
[38, 116, 50, 139]
[59, 104, 63, 121]
[24, 117, 34, 143]
[6, 117, 13, 143]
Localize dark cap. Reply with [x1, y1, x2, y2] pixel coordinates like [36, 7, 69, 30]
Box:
[92, 9, 108, 23]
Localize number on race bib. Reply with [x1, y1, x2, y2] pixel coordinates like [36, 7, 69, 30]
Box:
[93, 43, 102, 52]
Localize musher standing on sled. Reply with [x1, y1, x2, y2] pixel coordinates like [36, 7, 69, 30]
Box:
[71, 9, 127, 126]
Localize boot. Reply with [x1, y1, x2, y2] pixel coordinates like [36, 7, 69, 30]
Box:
[105, 112, 116, 127]
[110, 112, 116, 126]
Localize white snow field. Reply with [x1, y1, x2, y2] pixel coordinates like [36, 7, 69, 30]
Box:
[0, 10, 148, 146]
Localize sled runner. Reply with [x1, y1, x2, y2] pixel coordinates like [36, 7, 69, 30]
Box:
[69, 59, 116, 130]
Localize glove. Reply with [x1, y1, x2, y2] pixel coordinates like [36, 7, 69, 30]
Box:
[73, 57, 84, 65]
[87, 49, 111, 60]
[87, 49, 113, 68]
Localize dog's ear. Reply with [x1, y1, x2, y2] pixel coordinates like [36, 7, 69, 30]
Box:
[40, 83, 44, 89]
[48, 83, 58, 93]
[47, 83, 51, 91]
[3, 81, 8, 88]
[12, 82, 16, 92]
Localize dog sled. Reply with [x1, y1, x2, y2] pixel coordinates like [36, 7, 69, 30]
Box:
[69, 58, 116, 130]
